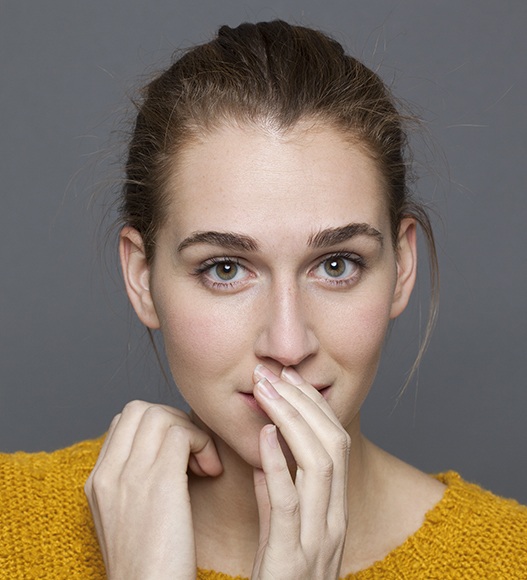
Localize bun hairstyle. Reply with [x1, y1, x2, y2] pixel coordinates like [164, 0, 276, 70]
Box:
[121, 20, 438, 387]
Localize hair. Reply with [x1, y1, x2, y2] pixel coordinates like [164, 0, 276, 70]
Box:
[120, 20, 438, 389]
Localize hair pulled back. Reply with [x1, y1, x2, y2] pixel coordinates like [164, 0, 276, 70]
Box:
[121, 20, 438, 387]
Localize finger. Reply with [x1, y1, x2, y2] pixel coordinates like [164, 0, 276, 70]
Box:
[255, 365, 342, 435]
[280, 366, 342, 428]
[254, 381, 332, 517]
[276, 375, 350, 533]
[153, 424, 196, 484]
[188, 437, 223, 477]
[95, 400, 156, 469]
[253, 468, 270, 546]
[257, 424, 300, 546]
[276, 373, 350, 538]
[96, 401, 183, 468]
[124, 405, 183, 471]
[251, 468, 268, 580]
[148, 426, 197, 571]
[261, 365, 351, 491]
[89, 412, 122, 475]
[254, 378, 349, 531]
[153, 408, 223, 476]
[255, 368, 350, 469]
[120, 405, 223, 477]
[253, 376, 344, 469]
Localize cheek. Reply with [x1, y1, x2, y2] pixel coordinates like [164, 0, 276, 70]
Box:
[327, 290, 393, 360]
[324, 299, 393, 427]
[161, 309, 221, 379]
[156, 294, 250, 393]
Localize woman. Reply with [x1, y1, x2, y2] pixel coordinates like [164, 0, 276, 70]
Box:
[2, 20, 526, 579]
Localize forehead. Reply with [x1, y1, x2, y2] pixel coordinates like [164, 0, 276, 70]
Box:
[163, 122, 389, 238]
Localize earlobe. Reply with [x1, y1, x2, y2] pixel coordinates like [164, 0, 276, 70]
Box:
[119, 227, 161, 329]
[390, 218, 418, 319]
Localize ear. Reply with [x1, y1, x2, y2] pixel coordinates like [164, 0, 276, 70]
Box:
[119, 226, 161, 329]
[390, 217, 418, 319]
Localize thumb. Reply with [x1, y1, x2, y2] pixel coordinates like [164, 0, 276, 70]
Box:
[188, 437, 223, 477]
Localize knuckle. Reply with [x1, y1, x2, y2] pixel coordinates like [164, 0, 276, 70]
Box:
[166, 424, 190, 440]
[162, 406, 188, 419]
[280, 405, 302, 427]
[122, 399, 150, 417]
[142, 404, 168, 421]
[117, 468, 143, 492]
[329, 429, 351, 454]
[88, 467, 113, 496]
[313, 455, 334, 479]
[276, 495, 300, 518]
[108, 413, 121, 428]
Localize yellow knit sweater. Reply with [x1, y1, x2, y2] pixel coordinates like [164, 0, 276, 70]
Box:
[1, 437, 526, 579]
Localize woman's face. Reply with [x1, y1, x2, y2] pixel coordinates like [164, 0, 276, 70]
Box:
[122, 122, 416, 467]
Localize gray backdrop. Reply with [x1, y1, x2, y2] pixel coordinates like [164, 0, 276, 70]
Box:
[1, 1, 526, 503]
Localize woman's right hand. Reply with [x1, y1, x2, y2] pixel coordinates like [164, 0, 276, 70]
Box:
[84, 401, 223, 580]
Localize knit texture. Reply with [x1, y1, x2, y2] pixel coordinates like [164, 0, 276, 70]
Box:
[1, 437, 526, 579]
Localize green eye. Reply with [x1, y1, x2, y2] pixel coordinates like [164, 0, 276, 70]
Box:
[324, 257, 347, 277]
[313, 254, 363, 284]
[196, 257, 252, 290]
[213, 262, 238, 281]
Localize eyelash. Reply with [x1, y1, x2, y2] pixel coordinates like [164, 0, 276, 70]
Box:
[193, 252, 367, 290]
[193, 257, 247, 290]
[313, 252, 367, 287]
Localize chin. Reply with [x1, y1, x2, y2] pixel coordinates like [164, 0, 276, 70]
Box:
[191, 409, 268, 469]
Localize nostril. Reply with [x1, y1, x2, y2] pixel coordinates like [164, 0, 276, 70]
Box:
[253, 296, 319, 367]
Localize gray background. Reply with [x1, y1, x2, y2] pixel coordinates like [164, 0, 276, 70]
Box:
[1, 1, 526, 503]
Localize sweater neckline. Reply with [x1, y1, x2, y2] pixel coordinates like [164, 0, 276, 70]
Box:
[197, 471, 462, 579]
[341, 470, 461, 578]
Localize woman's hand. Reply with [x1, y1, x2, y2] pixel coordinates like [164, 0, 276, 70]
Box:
[251, 366, 351, 580]
[84, 401, 223, 580]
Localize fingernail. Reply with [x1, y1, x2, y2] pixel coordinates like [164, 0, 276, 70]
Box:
[281, 367, 303, 385]
[255, 377, 281, 400]
[254, 364, 279, 384]
[264, 424, 279, 448]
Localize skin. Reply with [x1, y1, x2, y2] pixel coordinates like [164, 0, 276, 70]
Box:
[85, 122, 445, 578]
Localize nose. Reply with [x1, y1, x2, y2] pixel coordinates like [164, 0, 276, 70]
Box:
[254, 281, 319, 368]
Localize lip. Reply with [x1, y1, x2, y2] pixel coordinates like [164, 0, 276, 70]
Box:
[238, 392, 270, 418]
[316, 386, 331, 399]
[239, 384, 332, 416]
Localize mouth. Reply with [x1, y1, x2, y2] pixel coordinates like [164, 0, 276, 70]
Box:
[238, 392, 270, 418]
[315, 385, 331, 398]
[239, 384, 332, 416]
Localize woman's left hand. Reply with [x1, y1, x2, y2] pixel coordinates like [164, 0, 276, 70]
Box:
[250, 365, 351, 580]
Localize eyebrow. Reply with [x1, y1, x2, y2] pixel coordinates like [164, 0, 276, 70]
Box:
[177, 222, 383, 253]
[177, 231, 258, 252]
[308, 223, 384, 248]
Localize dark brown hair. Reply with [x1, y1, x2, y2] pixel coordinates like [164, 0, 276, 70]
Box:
[121, 20, 438, 386]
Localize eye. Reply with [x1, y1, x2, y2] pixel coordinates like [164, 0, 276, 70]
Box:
[195, 257, 251, 289]
[210, 261, 240, 281]
[312, 253, 364, 284]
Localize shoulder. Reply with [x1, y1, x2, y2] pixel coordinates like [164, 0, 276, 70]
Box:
[0, 436, 106, 578]
[433, 471, 527, 538]
[409, 471, 527, 577]
[0, 435, 104, 472]
[354, 459, 527, 579]
[0, 435, 105, 501]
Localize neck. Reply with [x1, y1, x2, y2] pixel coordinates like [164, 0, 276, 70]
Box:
[189, 434, 261, 574]
[189, 415, 376, 575]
